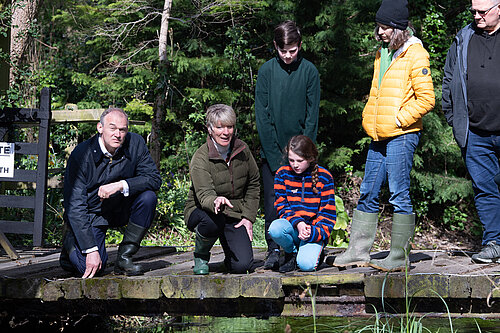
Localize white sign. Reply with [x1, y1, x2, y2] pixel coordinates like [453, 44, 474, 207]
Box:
[0, 142, 15, 178]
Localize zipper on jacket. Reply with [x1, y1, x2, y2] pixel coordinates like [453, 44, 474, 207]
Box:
[229, 163, 235, 197]
[215, 142, 245, 198]
[374, 49, 406, 141]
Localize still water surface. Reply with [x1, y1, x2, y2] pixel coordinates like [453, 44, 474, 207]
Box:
[116, 316, 500, 332]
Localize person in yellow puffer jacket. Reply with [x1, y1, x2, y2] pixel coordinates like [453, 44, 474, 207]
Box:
[333, 0, 434, 272]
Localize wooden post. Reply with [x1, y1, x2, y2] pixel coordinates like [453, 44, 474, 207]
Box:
[32, 87, 51, 247]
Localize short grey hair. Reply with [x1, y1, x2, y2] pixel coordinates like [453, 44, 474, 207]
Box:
[99, 107, 129, 127]
[205, 104, 236, 130]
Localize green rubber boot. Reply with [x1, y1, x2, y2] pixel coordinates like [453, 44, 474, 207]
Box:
[114, 222, 148, 276]
[193, 227, 218, 275]
[332, 209, 378, 267]
[369, 213, 415, 272]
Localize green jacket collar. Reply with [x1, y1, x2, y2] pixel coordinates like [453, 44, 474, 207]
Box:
[206, 135, 246, 162]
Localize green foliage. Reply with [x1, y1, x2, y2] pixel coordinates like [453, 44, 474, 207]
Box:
[124, 99, 153, 136]
[330, 195, 349, 248]
[106, 228, 124, 245]
[44, 188, 64, 246]
[251, 216, 267, 248]
[0, 0, 45, 108]
[2, 0, 485, 246]
[442, 205, 467, 231]
[156, 174, 191, 227]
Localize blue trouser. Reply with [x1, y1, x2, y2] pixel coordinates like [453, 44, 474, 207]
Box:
[462, 129, 500, 245]
[357, 132, 420, 215]
[268, 218, 324, 272]
[68, 190, 157, 275]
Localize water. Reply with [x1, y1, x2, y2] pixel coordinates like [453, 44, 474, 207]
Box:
[111, 316, 500, 333]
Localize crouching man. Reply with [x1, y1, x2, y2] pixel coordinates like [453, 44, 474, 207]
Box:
[60, 107, 161, 278]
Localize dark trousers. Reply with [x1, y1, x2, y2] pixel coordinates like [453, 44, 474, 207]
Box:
[68, 190, 157, 275]
[187, 208, 254, 274]
[262, 161, 279, 251]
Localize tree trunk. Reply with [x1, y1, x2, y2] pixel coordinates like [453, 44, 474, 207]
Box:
[150, 0, 173, 168]
[10, 0, 40, 85]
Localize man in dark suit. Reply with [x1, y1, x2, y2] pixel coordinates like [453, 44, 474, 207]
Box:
[60, 108, 161, 277]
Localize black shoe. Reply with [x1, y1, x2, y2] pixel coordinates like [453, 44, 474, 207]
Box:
[472, 241, 500, 263]
[264, 249, 280, 270]
[279, 252, 297, 273]
[318, 249, 325, 267]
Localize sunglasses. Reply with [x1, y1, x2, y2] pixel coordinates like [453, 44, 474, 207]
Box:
[469, 4, 499, 16]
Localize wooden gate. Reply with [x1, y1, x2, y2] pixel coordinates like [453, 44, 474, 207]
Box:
[0, 87, 51, 258]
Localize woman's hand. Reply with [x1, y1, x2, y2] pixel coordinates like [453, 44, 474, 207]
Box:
[297, 221, 311, 241]
[214, 196, 233, 214]
[234, 218, 253, 241]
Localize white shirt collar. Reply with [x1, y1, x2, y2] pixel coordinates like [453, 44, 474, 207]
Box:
[98, 135, 114, 158]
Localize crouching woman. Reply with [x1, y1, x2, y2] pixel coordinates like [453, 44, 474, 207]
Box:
[184, 104, 260, 274]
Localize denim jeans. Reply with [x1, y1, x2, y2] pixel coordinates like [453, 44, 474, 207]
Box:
[462, 129, 500, 245]
[268, 218, 324, 272]
[357, 132, 420, 215]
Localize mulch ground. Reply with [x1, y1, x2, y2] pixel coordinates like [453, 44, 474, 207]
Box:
[336, 174, 482, 253]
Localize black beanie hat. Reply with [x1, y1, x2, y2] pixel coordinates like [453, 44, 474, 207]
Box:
[376, 0, 409, 30]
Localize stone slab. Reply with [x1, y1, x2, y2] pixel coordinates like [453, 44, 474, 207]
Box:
[2, 248, 500, 318]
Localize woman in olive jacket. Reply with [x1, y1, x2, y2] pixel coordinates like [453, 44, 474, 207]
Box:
[333, 0, 434, 272]
[184, 104, 260, 274]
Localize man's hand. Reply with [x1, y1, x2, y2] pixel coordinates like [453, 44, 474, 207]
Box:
[82, 251, 102, 278]
[214, 196, 233, 214]
[297, 221, 311, 241]
[234, 218, 253, 241]
[98, 181, 123, 201]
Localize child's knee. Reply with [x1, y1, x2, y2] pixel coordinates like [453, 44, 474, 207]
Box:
[268, 219, 286, 238]
[296, 254, 318, 272]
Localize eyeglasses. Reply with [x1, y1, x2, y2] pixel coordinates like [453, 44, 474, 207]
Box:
[469, 4, 499, 16]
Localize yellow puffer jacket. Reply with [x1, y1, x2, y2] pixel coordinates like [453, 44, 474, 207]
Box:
[362, 37, 435, 141]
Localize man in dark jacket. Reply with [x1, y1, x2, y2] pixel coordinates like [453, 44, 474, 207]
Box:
[442, 0, 500, 263]
[60, 108, 161, 277]
[255, 20, 320, 270]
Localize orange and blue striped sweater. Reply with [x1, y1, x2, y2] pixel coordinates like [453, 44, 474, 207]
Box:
[274, 165, 336, 243]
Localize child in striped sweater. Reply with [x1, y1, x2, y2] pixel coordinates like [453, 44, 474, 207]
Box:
[268, 135, 337, 272]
